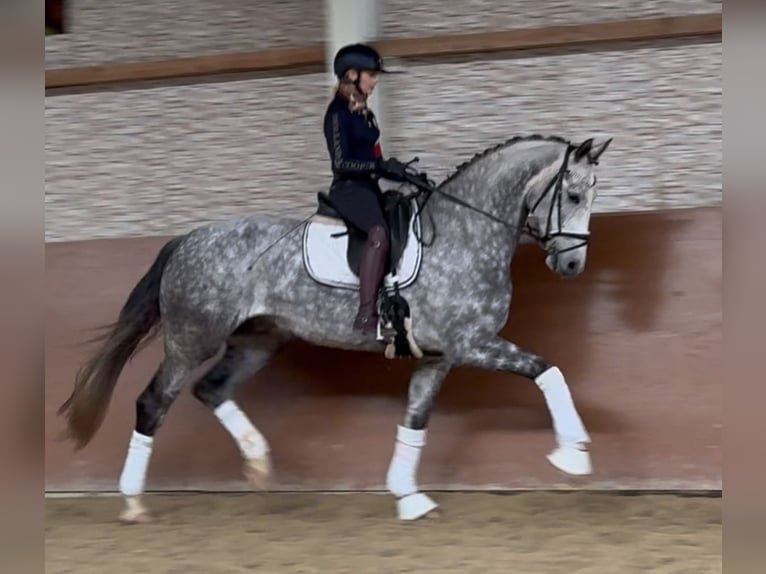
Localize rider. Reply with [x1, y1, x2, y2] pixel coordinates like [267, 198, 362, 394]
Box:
[323, 43, 411, 334]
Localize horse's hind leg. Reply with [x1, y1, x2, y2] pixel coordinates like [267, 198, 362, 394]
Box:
[385, 355, 451, 521]
[192, 333, 284, 489]
[119, 354, 201, 523]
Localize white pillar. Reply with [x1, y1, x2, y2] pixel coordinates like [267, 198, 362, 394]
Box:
[324, 0, 390, 154]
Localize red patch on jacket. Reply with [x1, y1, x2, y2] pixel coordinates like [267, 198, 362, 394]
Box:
[373, 142, 383, 159]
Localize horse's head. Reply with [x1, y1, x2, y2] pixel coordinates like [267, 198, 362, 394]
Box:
[524, 136, 612, 277]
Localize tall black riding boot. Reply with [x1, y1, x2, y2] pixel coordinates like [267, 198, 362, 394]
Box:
[353, 225, 389, 334]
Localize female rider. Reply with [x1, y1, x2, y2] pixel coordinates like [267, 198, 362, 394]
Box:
[323, 43, 410, 335]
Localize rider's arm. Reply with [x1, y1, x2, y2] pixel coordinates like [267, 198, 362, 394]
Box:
[325, 109, 381, 177]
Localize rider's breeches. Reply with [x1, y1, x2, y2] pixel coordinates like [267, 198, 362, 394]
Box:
[328, 178, 388, 236]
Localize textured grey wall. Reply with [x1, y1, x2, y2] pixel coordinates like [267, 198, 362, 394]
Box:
[45, 0, 720, 69]
[45, 1, 325, 69]
[45, 38, 721, 242]
[380, 0, 721, 37]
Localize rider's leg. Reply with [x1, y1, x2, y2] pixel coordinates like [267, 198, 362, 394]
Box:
[328, 181, 390, 333]
[354, 223, 389, 333]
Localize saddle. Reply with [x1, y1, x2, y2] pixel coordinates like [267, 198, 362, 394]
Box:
[315, 189, 414, 278]
[308, 188, 424, 360]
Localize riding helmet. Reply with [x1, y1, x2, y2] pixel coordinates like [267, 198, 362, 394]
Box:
[333, 43, 390, 79]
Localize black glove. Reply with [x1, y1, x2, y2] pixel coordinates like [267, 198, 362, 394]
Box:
[377, 157, 410, 182]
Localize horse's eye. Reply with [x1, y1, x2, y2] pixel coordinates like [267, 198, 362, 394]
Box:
[568, 193, 581, 205]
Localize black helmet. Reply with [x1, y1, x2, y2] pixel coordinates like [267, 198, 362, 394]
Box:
[333, 43, 390, 79]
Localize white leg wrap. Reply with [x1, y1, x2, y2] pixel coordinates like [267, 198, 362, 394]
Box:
[386, 425, 438, 520]
[214, 400, 269, 460]
[535, 366, 593, 476]
[534, 366, 591, 447]
[119, 431, 153, 497]
[386, 425, 426, 497]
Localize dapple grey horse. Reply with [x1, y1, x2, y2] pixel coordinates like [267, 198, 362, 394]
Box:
[58, 133, 612, 523]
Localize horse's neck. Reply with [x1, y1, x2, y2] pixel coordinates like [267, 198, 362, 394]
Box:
[422, 177, 522, 277]
[426, 150, 535, 239]
[429, 179, 523, 239]
[431, 140, 565, 225]
[421, 140, 564, 272]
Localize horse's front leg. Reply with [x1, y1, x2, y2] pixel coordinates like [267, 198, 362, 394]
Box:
[385, 354, 451, 521]
[455, 335, 593, 476]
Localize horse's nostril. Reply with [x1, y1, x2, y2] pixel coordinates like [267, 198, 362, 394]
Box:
[567, 260, 577, 271]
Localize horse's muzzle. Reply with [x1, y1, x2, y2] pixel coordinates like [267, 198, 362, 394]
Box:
[546, 249, 586, 277]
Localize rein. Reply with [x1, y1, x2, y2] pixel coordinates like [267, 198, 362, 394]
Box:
[404, 144, 590, 256]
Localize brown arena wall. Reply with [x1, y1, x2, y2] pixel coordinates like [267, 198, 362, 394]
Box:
[45, 207, 721, 492]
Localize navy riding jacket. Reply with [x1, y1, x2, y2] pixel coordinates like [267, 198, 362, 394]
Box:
[323, 92, 384, 183]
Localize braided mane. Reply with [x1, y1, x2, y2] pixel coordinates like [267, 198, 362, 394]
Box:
[438, 134, 570, 189]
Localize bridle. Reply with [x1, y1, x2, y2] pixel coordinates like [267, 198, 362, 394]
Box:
[523, 143, 591, 256]
[404, 143, 591, 257]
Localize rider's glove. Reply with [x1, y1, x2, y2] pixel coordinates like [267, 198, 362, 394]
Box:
[377, 157, 410, 182]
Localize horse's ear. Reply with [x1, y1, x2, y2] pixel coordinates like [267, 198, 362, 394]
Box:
[573, 138, 594, 162]
[588, 137, 612, 164]
[574, 136, 612, 164]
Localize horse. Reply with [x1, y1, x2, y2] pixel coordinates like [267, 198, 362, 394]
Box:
[57, 133, 612, 523]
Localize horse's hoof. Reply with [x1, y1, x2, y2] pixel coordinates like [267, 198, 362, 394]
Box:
[119, 496, 152, 524]
[547, 445, 592, 476]
[397, 492, 439, 521]
[244, 455, 273, 490]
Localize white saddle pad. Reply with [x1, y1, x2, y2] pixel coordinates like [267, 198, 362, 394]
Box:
[302, 200, 423, 291]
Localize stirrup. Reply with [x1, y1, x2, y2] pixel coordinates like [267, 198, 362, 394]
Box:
[376, 317, 397, 342]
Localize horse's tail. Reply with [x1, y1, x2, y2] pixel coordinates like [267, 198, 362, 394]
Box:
[57, 236, 184, 449]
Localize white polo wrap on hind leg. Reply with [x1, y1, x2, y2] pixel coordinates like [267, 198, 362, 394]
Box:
[534, 366, 591, 447]
[119, 430, 154, 497]
[214, 400, 269, 459]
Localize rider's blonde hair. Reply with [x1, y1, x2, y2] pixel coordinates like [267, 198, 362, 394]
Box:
[331, 72, 370, 114]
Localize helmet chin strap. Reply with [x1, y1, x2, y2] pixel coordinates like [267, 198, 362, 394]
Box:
[350, 73, 370, 105]
[352, 73, 365, 98]
[338, 73, 362, 93]
[339, 70, 374, 113]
